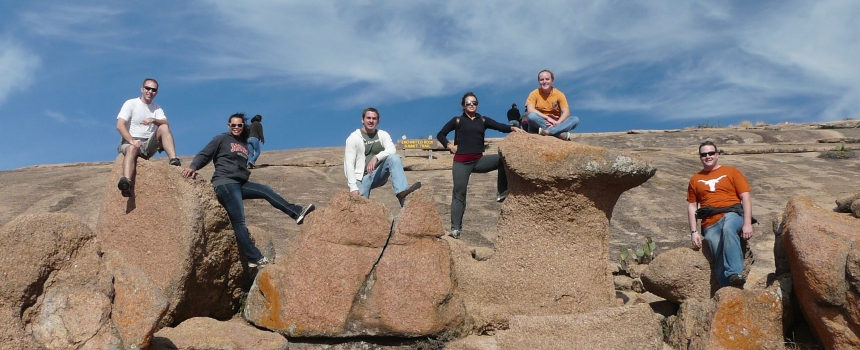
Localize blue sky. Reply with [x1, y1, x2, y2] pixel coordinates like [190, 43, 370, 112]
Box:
[2, 1, 859, 170]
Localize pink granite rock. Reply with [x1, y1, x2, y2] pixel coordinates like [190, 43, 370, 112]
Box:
[153, 317, 288, 350]
[452, 133, 656, 326]
[782, 195, 860, 348]
[96, 156, 245, 327]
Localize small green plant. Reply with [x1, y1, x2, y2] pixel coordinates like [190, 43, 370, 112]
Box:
[818, 142, 857, 159]
[619, 237, 658, 271]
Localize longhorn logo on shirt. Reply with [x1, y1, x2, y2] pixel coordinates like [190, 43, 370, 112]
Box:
[231, 143, 249, 155]
[698, 175, 727, 192]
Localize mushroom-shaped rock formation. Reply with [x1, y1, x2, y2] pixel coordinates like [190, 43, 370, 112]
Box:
[453, 133, 656, 324]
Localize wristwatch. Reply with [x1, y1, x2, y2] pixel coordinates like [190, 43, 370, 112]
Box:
[691, 230, 699, 235]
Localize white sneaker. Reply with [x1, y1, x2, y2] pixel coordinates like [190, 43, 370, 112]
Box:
[496, 190, 508, 203]
[248, 256, 270, 268]
[449, 229, 461, 239]
[296, 204, 315, 225]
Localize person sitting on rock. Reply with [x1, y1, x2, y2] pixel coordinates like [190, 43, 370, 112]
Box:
[437, 92, 525, 239]
[115, 78, 181, 197]
[181, 113, 315, 268]
[344, 107, 421, 207]
[525, 69, 579, 141]
[687, 140, 754, 288]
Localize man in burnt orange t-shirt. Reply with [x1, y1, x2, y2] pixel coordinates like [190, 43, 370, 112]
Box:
[686, 141, 753, 287]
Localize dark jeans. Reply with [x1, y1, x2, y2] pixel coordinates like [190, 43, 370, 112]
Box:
[450, 154, 506, 231]
[215, 181, 303, 261]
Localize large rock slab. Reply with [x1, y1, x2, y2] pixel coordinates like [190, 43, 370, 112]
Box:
[152, 317, 288, 350]
[0, 213, 119, 349]
[102, 250, 168, 349]
[95, 156, 245, 327]
[486, 304, 662, 350]
[453, 133, 656, 325]
[782, 195, 860, 348]
[359, 189, 465, 335]
[641, 247, 713, 304]
[244, 191, 392, 336]
[245, 189, 464, 337]
[670, 281, 791, 350]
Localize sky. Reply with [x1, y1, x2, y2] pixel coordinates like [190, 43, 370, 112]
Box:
[1, 0, 859, 170]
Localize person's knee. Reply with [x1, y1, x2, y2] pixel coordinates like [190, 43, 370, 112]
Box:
[387, 154, 402, 166]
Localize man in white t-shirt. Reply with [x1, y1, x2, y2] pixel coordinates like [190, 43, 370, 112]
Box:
[344, 107, 420, 207]
[115, 78, 180, 197]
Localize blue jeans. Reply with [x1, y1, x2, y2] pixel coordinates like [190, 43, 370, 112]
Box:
[450, 155, 506, 231]
[702, 212, 745, 287]
[357, 154, 409, 198]
[247, 137, 262, 164]
[214, 182, 304, 261]
[526, 112, 580, 135]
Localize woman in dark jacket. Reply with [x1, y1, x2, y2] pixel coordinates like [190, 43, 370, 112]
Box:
[247, 114, 265, 168]
[181, 113, 314, 268]
[437, 92, 525, 239]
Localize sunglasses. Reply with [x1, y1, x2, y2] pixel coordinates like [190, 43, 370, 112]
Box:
[143, 86, 158, 92]
[699, 151, 717, 157]
[464, 101, 479, 106]
[229, 123, 244, 128]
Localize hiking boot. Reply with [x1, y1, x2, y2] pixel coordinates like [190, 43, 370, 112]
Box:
[117, 177, 132, 197]
[296, 204, 315, 225]
[728, 274, 746, 287]
[449, 229, 461, 239]
[396, 182, 422, 207]
[248, 256, 270, 268]
[496, 190, 508, 203]
[168, 158, 181, 166]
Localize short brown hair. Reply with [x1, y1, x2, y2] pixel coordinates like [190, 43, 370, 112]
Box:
[362, 107, 379, 119]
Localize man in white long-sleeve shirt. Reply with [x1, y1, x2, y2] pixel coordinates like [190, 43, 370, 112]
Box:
[344, 107, 420, 207]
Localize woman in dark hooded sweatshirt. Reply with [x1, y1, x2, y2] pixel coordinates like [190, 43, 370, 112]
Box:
[181, 113, 314, 268]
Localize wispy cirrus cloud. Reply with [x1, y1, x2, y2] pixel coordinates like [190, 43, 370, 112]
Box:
[0, 37, 40, 107]
[183, 0, 860, 121]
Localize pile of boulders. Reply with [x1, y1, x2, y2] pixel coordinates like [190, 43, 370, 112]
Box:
[3, 136, 860, 349]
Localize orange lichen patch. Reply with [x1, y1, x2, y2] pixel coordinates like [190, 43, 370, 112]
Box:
[710, 288, 783, 349]
[256, 268, 283, 329]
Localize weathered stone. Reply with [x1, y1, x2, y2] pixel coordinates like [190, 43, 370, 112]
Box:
[95, 156, 245, 327]
[782, 196, 860, 349]
[852, 198, 860, 218]
[614, 275, 634, 291]
[835, 191, 860, 212]
[641, 248, 713, 304]
[670, 282, 791, 350]
[362, 188, 464, 335]
[0, 213, 119, 350]
[152, 317, 288, 350]
[102, 250, 168, 349]
[245, 189, 464, 337]
[470, 247, 494, 261]
[452, 133, 656, 326]
[244, 191, 392, 336]
[493, 304, 663, 350]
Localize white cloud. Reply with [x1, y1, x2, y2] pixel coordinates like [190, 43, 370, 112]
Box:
[15, 1, 860, 122]
[0, 37, 40, 107]
[181, 0, 860, 121]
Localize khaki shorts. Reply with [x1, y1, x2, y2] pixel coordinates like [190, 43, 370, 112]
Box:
[118, 132, 161, 159]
